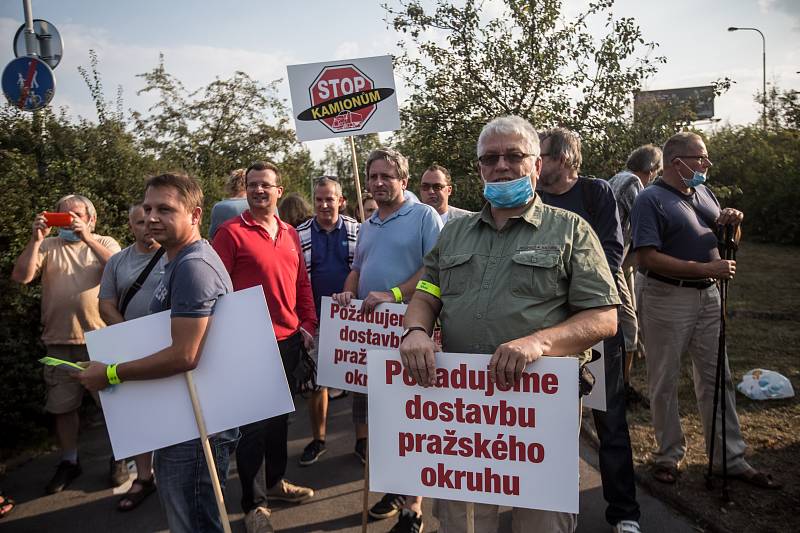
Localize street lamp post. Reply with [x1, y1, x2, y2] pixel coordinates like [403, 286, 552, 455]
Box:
[728, 26, 767, 129]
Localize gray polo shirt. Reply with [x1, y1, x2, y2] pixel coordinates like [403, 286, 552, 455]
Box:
[99, 245, 166, 321]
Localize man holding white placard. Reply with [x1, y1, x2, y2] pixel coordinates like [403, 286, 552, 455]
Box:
[333, 147, 442, 532]
[77, 173, 238, 533]
[399, 116, 620, 533]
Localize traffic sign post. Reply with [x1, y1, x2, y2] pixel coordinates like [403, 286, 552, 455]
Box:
[2, 55, 56, 111]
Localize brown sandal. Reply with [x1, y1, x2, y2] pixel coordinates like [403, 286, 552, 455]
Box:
[653, 464, 679, 484]
[117, 478, 156, 512]
[730, 470, 782, 490]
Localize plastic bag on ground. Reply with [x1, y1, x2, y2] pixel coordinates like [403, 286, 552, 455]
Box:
[737, 368, 795, 400]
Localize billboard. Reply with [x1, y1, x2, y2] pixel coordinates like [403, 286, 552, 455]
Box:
[634, 86, 715, 122]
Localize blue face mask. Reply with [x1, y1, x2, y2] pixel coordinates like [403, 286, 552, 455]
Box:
[483, 176, 534, 208]
[677, 159, 707, 188]
[59, 229, 81, 242]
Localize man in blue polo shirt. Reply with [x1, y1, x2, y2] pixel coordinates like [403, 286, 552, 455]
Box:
[333, 147, 442, 533]
[295, 176, 360, 467]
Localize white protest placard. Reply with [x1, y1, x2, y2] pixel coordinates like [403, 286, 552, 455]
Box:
[582, 341, 606, 411]
[85, 286, 295, 459]
[316, 296, 406, 393]
[287, 55, 400, 142]
[368, 350, 579, 513]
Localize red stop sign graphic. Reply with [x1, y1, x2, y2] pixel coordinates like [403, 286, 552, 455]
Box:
[309, 64, 375, 133]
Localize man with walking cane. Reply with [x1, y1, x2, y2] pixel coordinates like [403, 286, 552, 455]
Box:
[631, 131, 780, 490]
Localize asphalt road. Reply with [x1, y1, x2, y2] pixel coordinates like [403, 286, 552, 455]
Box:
[1, 397, 701, 532]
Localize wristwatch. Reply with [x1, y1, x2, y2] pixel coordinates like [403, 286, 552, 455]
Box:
[401, 326, 428, 342]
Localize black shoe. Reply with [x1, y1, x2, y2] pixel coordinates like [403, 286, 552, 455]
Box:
[109, 457, 130, 487]
[299, 439, 327, 466]
[45, 460, 82, 494]
[388, 508, 423, 532]
[369, 493, 406, 520]
[354, 438, 367, 465]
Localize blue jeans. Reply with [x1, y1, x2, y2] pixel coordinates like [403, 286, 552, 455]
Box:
[154, 429, 240, 533]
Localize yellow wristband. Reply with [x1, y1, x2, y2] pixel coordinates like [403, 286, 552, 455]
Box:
[106, 364, 121, 385]
[391, 286, 403, 303]
[416, 280, 441, 299]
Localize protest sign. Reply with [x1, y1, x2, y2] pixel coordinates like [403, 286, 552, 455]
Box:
[316, 296, 406, 393]
[287, 55, 400, 142]
[85, 286, 294, 459]
[367, 350, 579, 513]
[582, 341, 606, 411]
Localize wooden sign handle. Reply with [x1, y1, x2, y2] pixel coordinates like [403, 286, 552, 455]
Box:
[185, 371, 232, 533]
[349, 136, 366, 223]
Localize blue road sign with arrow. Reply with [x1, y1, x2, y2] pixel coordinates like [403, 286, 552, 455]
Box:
[2, 55, 55, 111]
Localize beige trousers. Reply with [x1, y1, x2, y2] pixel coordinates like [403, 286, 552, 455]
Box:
[636, 273, 750, 474]
[433, 499, 577, 533]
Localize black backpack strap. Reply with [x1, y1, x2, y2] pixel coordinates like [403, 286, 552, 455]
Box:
[578, 176, 597, 226]
[119, 248, 166, 316]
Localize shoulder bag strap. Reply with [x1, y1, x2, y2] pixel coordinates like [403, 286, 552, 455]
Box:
[119, 247, 166, 316]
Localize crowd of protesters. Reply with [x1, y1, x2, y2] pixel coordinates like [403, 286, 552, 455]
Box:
[6, 116, 781, 533]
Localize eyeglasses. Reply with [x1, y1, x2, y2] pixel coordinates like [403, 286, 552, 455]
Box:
[420, 183, 448, 192]
[674, 155, 713, 165]
[477, 152, 534, 166]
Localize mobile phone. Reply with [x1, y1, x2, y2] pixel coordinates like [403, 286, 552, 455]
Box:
[43, 212, 73, 227]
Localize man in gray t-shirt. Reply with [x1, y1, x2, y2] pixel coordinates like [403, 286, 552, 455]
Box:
[100, 206, 166, 322]
[97, 204, 165, 512]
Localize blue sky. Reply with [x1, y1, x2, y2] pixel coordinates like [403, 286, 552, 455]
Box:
[1, 0, 798, 159]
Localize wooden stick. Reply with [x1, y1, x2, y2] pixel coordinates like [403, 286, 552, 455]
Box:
[466, 501, 475, 533]
[348, 136, 366, 222]
[361, 445, 369, 533]
[185, 371, 232, 533]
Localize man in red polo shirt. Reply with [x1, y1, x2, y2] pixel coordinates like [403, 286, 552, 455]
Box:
[212, 161, 317, 533]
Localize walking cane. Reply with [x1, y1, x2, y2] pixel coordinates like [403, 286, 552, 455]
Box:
[705, 224, 736, 502]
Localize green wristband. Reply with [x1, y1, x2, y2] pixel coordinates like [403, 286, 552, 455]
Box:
[391, 286, 403, 303]
[106, 364, 121, 385]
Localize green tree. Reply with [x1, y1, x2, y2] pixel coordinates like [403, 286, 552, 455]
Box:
[132, 55, 316, 211]
[385, 0, 665, 208]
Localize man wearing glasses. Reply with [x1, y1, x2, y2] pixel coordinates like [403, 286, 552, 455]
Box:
[419, 164, 472, 223]
[212, 161, 317, 532]
[400, 116, 619, 533]
[631, 132, 780, 490]
[333, 147, 442, 533]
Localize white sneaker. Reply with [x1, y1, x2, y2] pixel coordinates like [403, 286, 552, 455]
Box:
[244, 506, 274, 533]
[613, 520, 642, 533]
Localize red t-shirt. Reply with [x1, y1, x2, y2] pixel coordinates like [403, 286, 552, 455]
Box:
[212, 211, 317, 340]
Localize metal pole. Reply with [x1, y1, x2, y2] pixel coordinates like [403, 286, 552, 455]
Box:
[761, 32, 766, 130]
[22, 0, 38, 56]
